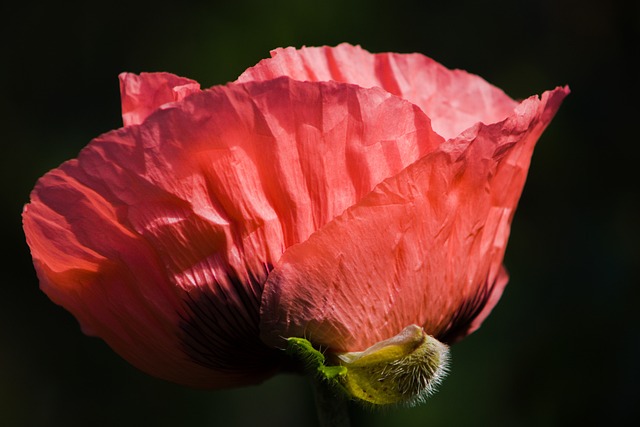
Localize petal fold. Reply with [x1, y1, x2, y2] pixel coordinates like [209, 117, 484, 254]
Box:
[119, 72, 201, 126]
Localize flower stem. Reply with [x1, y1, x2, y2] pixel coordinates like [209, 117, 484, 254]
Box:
[312, 378, 351, 427]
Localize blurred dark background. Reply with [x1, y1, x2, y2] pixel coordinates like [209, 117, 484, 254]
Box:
[2, 0, 638, 426]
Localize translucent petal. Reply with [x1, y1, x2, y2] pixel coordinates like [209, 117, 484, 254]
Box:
[260, 86, 570, 352]
[23, 76, 442, 387]
[238, 43, 517, 139]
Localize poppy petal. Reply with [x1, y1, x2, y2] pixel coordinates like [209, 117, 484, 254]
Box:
[259, 86, 569, 352]
[23, 76, 443, 387]
[119, 72, 201, 126]
[238, 43, 517, 139]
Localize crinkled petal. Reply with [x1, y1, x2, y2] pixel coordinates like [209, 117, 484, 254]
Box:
[238, 43, 518, 139]
[23, 76, 443, 387]
[259, 86, 569, 352]
[119, 72, 201, 126]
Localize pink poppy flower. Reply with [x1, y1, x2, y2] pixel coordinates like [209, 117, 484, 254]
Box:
[23, 44, 568, 398]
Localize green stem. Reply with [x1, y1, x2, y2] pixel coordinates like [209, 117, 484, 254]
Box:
[312, 378, 351, 427]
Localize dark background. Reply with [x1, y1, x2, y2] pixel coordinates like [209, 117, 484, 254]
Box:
[2, 0, 638, 426]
